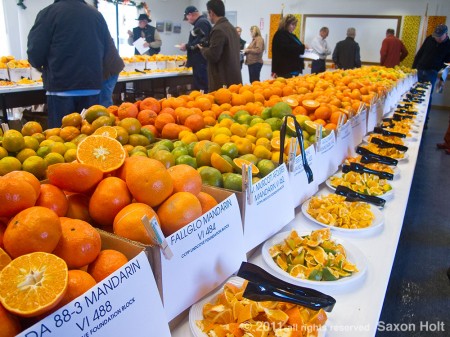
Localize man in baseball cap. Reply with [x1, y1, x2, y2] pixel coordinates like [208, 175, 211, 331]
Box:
[184, 6, 198, 21]
[432, 24, 448, 39]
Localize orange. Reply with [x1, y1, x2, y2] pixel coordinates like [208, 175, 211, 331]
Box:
[3, 206, 62, 258]
[0, 178, 38, 218]
[139, 97, 161, 113]
[87, 249, 128, 282]
[137, 109, 158, 126]
[52, 218, 101, 269]
[197, 191, 218, 213]
[0, 247, 11, 271]
[159, 107, 176, 119]
[0, 252, 68, 317]
[21, 121, 43, 136]
[184, 114, 205, 133]
[314, 106, 332, 121]
[0, 218, 6, 248]
[125, 157, 173, 207]
[113, 203, 158, 245]
[302, 99, 320, 111]
[154, 113, 175, 132]
[214, 88, 232, 105]
[47, 162, 104, 193]
[76, 135, 126, 173]
[56, 270, 96, 309]
[93, 125, 118, 139]
[35, 183, 69, 217]
[59, 126, 80, 141]
[66, 193, 93, 223]
[157, 192, 202, 236]
[0, 302, 21, 336]
[89, 176, 132, 227]
[167, 164, 202, 195]
[117, 102, 139, 120]
[161, 123, 183, 139]
[324, 123, 337, 130]
[2, 170, 40, 198]
[195, 97, 212, 111]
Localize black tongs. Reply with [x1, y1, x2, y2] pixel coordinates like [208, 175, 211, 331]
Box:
[395, 108, 417, 116]
[369, 137, 408, 152]
[134, 68, 146, 73]
[342, 162, 394, 180]
[393, 113, 413, 121]
[373, 126, 406, 139]
[237, 262, 336, 312]
[356, 146, 398, 166]
[335, 185, 386, 208]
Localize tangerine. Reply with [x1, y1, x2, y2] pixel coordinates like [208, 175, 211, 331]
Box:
[77, 135, 126, 173]
[0, 178, 38, 218]
[117, 102, 139, 120]
[167, 164, 202, 195]
[197, 191, 218, 213]
[88, 249, 128, 282]
[56, 270, 96, 309]
[0, 302, 21, 336]
[35, 183, 69, 217]
[66, 193, 93, 223]
[2, 170, 40, 198]
[47, 162, 104, 193]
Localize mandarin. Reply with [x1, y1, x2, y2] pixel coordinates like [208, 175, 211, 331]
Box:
[66, 193, 93, 223]
[139, 97, 161, 113]
[56, 270, 96, 309]
[117, 102, 139, 120]
[35, 183, 69, 217]
[47, 162, 104, 193]
[197, 191, 219, 213]
[52, 218, 101, 269]
[0, 178, 38, 218]
[137, 109, 158, 126]
[0, 302, 21, 336]
[2, 170, 41, 198]
[167, 164, 202, 195]
[88, 249, 128, 282]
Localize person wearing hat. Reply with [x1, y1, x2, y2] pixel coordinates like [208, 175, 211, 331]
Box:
[127, 13, 162, 56]
[198, 0, 242, 92]
[413, 24, 450, 127]
[179, 6, 211, 92]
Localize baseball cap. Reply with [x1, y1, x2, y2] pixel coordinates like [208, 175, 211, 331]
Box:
[432, 24, 448, 38]
[183, 6, 198, 21]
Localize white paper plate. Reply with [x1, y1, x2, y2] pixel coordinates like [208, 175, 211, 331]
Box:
[261, 231, 367, 287]
[301, 198, 384, 233]
[326, 173, 394, 200]
[189, 276, 328, 337]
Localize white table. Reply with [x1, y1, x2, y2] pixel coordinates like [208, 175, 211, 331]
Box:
[171, 87, 429, 337]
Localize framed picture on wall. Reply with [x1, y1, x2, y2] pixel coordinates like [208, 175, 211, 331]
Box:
[156, 21, 164, 32]
[165, 21, 173, 33]
[173, 24, 181, 34]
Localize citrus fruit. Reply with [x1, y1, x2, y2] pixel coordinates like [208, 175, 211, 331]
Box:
[35, 184, 69, 217]
[0, 252, 68, 317]
[113, 203, 158, 245]
[175, 154, 197, 168]
[62, 112, 83, 127]
[221, 142, 239, 159]
[87, 249, 128, 282]
[157, 192, 202, 236]
[22, 155, 47, 180]
[66, 193, 93, 223]
[44, 152, 65, 166]
[77, 135, 126, 173]
[89, 176, 132, 227]
[0, 248, 11, 271]
[223, 173, 243, 192]
[57, 270, 96, 309]
[84, 105, 109, 123]
[0, 302, 21, 336]
[198, 166, 224, 187]
[23, 136, 40, 151]
[21, 121, 43, 136]
[52, 218, 101, 269]
[125, 157, 173, 207]
[257, 159, 277, 177]
[0, 157, 21, 176]
[197, 191, 219, 213]
[271, 101, 292, 119]
[93, 125, 118, 138]
[2, 170, 41, 198]
[2, 130, 25, 152]
[233, 158, 259, 175]
[47, 162, 104, 193]
[211, 152, 233, 173]
[0, 178, 38, 218]
[167, 164, 202, 195]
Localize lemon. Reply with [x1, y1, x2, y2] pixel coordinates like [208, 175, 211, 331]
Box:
[195, 128, 212, 141]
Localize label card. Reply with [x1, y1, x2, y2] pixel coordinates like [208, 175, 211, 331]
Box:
[367, 102, 378, 132]
[243, 164, 295, 251]
[313, 130, 337, 185]
[351, 113, 365, 147]
[9, 68, 31, 82]
[0, 68, 9, 81]
[18, 252, 171, 337]
[288, 145, 318, 208]
[335, 121, 354, 166]
[146, 61, 158, 71]
[159, 194, 245, 321]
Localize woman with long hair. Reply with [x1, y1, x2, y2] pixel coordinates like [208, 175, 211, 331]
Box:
[244, 25, 265, 83]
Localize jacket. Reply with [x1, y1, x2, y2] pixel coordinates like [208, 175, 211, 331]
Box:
[103, 38, 125, 80]
[332, 37, 361, 70]
[413, 35, 450, 71]
[245, 36, 264, 65]
[186, 15, 211, 68]
[201, 17, 242, 92]
[380, 35, 408, 68]
[271, 30, 305, 77]
[131, 25, 161, 55]
[27, 0, 111, 92]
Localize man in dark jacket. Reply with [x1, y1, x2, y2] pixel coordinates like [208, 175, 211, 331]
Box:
[127, 14, 162, 56]
[332, 27, 361, 70]
[199, 0, 242, 92]
[179, 6, 211, 92]
[27, 0, 112, 128]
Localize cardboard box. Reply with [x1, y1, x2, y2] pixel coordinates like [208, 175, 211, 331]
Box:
[8, 67, 31, 82]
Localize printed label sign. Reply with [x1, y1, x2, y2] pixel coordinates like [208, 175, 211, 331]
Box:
[313, 131, 337, 184]
[288, 145, 318, 207]
[335, 122, 353, 166]
[18, 252, 171, 337]
[351, 113, 365, 147]
[160, 194, 245, 321]
[0, 68, 9, 81]
[367, 103, 378, 133]
[243, 164, 295, 251]
[9, 68, 31, 82]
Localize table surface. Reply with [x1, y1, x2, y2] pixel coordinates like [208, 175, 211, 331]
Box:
[171, 88, 429, 337]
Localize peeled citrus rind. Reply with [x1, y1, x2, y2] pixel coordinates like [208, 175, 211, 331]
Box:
[0, 252, 68, 317]
[77, 135, 126, 173]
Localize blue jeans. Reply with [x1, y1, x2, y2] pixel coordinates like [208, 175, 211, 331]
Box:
[46, 95, 99, 128]
[417, 69, 438, 120]
[100, 74, 119, 107]
[248, 63, 263, 83]
[311, 59, 326, 74]
[192, 63, 208, 92]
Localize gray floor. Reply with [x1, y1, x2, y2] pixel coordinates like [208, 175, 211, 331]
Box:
[377, 108, 450, 337]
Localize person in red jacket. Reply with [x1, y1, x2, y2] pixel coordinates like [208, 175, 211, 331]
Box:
[380, 29, 408, 68]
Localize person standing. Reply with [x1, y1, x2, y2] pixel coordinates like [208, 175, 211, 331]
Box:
[380, 28, 408, 68]
[236, 26, 246, 69]
[244, 25, 265, 83]
[271, 14, 305, 78]
[127, 14, 162, 56]
[100, 38, 125, 107]
[332, 27, 361, 70]
[179, 6, 211, 92]
[310, 27, 331, 74]
[27, 0, 111, 128]
[199, 0, 242, 92]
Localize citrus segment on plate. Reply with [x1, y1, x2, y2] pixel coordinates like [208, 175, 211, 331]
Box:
[76, 135, 126, 173]
[0, 252, 68, 317]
